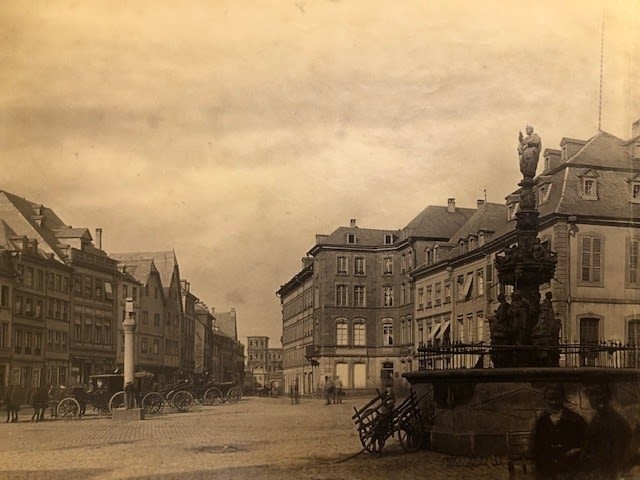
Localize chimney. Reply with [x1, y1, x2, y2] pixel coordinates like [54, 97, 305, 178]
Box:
[477, 199, 485, 208]
[543, 148, 562, 171]
[95, 228, 103, 250]
[447, 198, 456, 213]
[350, 219, 357, 228]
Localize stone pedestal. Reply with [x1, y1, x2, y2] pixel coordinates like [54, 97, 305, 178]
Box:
[112, 407, 145, 422]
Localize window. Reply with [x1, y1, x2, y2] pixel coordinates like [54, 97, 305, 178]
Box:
[583, 178, 598, 199]
[632, 183, 640, 203]
[74, 278, 82, 295]
[35, 332, 42, 355]
[1, 285, 8, 307]
[444, 281, 451, 303]
[25, 298, 33, 316]
[35, 300, 42, 319]
[384, 234, 393, 245]
[355, 257, 365, 275]
[353, 323, 365, 346]
[401, 255, 406, 273]
[25, 267, 33, 288]
[418, 288, 424, 309]
[580, 235, 603, 284]
[347, 233, 356, 244]
[132, 287, 138, 301]
[426, 248, 433, 265]
[435, 282, 442, 305]
[84, 276, 92, 297]
[336, 285, 348, 306]
[141, 338, 148, 353]
[47, 273, 55, 290]
[538, 183, 552, 205]
[426, 286, 432, 307]
[354, 286, 366, 307]
[36, 270, 43, 290]
[628, 238, 640, 288]
[154, 313, 160, 326]
[477, 269, 485, 296]
[104, 282, 113, 300]
[84, 316, 92, 342]
[153, 339, 160, 354]
[104, 319, 111, 343]
[337, 256, 348, 274]
[476, 312, 485, 342]
[383, 286, 394, 307]
[336, 322, 348, 346]
[382, 323, 394, 346]
[383, 257, 393, 275]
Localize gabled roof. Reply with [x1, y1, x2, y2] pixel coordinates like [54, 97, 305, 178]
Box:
[112, 255, 157, 286]
[109, 251, 179, 294]
[0, 190, 68, 260]
[404, 205, 476, 239]
[0, 220, 16, 250]
[214, 310, 238, 341]
[448, 203, 508, 243]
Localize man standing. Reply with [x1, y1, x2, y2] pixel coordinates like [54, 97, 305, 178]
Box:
[334, 376, 343, 404]
[323, 376, 334, 405]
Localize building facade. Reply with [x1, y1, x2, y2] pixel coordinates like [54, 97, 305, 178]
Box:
[412, 122, 640, 361]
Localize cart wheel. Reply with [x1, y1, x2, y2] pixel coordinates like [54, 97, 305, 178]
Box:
[226, 387, 242, 404]
[108, 391, 125, 414]
[172, 390, 193, 412]
[358, 408, 383, 454]
[165, 390, 176, 408]
[203, 387, 223, 406]
[142, 392, 165, 415]
[398, 418, 422, 452]
[57, 397, 81, 420]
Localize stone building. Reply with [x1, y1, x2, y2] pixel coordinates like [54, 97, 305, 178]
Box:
[279, 207, 475, 393]
[411, 121, 640, 358]
[194, 302, 214, 375]
[246, 335, 270, 389]
[211, 308, 244, 383]
[180, 280, 197, 374]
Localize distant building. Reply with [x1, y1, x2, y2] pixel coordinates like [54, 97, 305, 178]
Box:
[246, 335, 269, 389]
[180, 280, 197, 373]
[211, 308, 244, 383]
[194, 302, 214, 375]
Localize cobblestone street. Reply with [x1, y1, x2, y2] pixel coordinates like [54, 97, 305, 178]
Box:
[0, 396, 510, 480]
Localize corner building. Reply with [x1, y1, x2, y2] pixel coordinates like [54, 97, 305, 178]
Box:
[280, 207, 474, 394]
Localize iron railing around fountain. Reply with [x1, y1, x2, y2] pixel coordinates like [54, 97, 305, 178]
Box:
[416, 341, 640, 371]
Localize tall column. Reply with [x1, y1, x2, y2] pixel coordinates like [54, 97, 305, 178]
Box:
[123, 298, 136, 405]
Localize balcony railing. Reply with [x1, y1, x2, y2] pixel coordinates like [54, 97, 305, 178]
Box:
[416, 341, 640, 371]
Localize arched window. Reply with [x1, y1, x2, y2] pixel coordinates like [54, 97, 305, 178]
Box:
[353, 321, 366, 346]
[381, 318, 394, 346]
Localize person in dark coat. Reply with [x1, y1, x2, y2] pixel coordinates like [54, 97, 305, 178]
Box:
[29, 385, 49, 422]
[532, 384, 587, 479]
[579, 384, 632, 480]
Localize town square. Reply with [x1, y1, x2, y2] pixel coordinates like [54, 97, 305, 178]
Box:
[1, 1, 640, 479]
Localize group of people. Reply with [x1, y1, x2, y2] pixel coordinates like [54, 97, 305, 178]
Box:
[323, 376, 344, 405]
[532, 383, 635, 480]
[2, 384, 67, 423]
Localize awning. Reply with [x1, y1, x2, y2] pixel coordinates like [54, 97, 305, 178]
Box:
[427, 324, 441, 342]
[436, 321, 451, 341]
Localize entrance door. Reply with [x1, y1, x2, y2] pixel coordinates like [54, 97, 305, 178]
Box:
[353, 364, 366, 389]
[335, 363, 349, 389]
[580, 317, 600, 366]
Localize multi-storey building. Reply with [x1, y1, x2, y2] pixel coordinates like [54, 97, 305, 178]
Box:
[277, 259, 314, 395]
[280, 208, 475, 393]
[211, 308, 244, 383]
[246, 335, 270, 388]
[412, 121, 640, 357]
[194, 302, 214, 375]
[180, 280, 197, 374]
[0, 251, 15, 385]
[0, 191, 117, 386]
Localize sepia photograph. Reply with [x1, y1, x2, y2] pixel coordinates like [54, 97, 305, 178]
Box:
[1, 1, 639, 479]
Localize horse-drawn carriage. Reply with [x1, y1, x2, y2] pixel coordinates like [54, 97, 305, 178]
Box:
[161, 373, 243, 407]
[56, 374, 125, 419]
[352, 388, 427, 455]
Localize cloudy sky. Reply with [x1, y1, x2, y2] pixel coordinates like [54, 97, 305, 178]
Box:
[1, 0, 638, 345]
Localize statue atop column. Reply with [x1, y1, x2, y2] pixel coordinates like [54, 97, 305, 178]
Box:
[518, 125, 542, 179]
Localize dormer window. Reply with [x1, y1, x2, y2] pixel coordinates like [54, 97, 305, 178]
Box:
[632, 183, 640, 203]
[507, 202, 519, 220]
[384, 234, 394, 245]
[538, 183, 552, 205]
[468, 236, 476, 250]
[478, 232, 485, 246]
[426, 248, 433, 265]
[578, 170, 599, 200]
[347, 233, 356, 244]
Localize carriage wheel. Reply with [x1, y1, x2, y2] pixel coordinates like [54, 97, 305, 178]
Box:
[57, 397, 81, 420]
[172, 390, 193, 412]
[398, 418, 422, 452]
[108, 391, 125, 414]
[226, 387, 242, 404]
[165, 390, 176, 408]
[203, 387, 223, 406]
[357, 408, 383, 454]
[142, 392, 165, 415]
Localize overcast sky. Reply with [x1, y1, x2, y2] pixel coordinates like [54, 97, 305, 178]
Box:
[1, 0, 638, 346]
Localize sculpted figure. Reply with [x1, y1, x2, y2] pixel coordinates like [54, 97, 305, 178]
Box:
[518, 125, 542, 178]
[531, 292, 560, 366]
[489, 294, 512, 367]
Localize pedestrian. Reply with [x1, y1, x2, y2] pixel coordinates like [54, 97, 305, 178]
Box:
[29, 385, 49, 422]
[293, 378, 300, 405]
[578, 383, 632, 480]
[532, 384, 586, 479]
[323, 376, 334, 405]
[334, 376, 343, 404]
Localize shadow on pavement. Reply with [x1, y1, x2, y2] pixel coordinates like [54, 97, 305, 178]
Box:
[0, 469, 108, 480]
